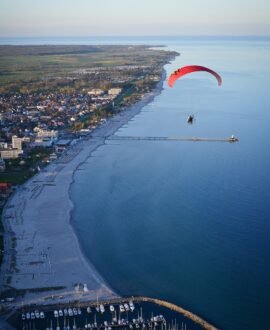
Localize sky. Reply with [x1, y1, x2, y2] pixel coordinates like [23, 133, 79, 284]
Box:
[0, 0, 269, 37]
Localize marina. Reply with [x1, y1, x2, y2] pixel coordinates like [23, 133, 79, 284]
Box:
[9, 297, 215, 330]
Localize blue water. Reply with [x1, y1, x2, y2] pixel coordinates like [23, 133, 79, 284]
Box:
[67, 37, 270, 330]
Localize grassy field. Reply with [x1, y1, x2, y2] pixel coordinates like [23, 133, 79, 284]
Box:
[0, 45, 177, 90]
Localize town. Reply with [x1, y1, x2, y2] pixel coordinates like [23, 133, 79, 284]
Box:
[0, 45, 178, 287]
[0, 61, 169, 204]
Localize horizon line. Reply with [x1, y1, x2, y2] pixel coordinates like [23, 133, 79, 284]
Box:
[1, 34, 270, 39]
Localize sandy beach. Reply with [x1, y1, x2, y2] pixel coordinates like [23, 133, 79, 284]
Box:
[0, 73, 165, 306]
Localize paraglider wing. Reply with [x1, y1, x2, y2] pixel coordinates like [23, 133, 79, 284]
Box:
[168, 65, 222, 88]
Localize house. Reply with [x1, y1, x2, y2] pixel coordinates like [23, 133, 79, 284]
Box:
[55, 139, 71, 153]
[108, 88, 122, 96]
[0, 149, 22, 159]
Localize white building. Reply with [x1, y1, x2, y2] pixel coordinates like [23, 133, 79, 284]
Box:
[0, 142, 8, 149]
[108, 88, 122, 96]
[1, 149, 22, 159]
[12, 136, 23, 150]
[34, 127, 58, 139]
[87, 89, 104, 96]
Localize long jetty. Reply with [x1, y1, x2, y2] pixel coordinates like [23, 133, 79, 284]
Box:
[108, 135, 238, 143]
[134, 297, 218, 330]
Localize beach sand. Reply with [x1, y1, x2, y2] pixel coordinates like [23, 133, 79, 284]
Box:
[0, 73, 165, 306]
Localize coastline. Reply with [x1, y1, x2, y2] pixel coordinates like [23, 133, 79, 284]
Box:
[0, 70, 166, 306]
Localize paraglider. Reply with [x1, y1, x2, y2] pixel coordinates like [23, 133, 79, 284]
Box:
[168, 65, 222, 124]
[187, 115, 194, 124]
[168, 65, 222, 88]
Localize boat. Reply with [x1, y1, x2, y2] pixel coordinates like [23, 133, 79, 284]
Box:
[73, 317, 77, 329]
[26, 312, 30, 320]
[124, 303, 130, 311]
[119, 304, 125, 313]
[112, 310, 117, 322]
[34, 310, 40, 318]
[129, 301, 135, 312]
[54, 310, 59, 318]
[83, 283, 89, 292]
[68, 308, 73, 316]
[77, 307, 82, 315]
[63, 316, 67, 330]
[109, 305, 115, 312]
[56, 318, 60, 330]
[40, 311, 45, 319]
[229, 134, 238, 142]
[30, 312, 35, 319]
[59, 309, 63, 317]
[96, 295, 100, 312]
[64, 308, 68, 316]
[100, 304, 105, 313]
[21, 313, 25, 320]
[86, 306, 92, 313]
[73, 308, 77, 316]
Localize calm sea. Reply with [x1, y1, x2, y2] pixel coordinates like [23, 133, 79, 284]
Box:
[5, 36, 269, 329]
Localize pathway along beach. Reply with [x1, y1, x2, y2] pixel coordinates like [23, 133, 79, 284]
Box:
[0, 72, 166, 305]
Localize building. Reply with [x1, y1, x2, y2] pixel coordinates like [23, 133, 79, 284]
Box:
[0, 149, 22, 159]
[12, 135, 23, 150]
[87, 89, 104, 96]
[34, 127, 58, 139]
[108, 88, 122, 96]
[55, 139, 71, 153]
[0, 142, 8, 149]
[0, 182, 12, 200]
[32, 138, 54, 148]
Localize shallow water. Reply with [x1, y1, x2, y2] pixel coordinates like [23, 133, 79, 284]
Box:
[71, 37, 270, 330]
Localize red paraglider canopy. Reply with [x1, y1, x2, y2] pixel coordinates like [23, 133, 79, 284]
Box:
[168, 65, 222, 88]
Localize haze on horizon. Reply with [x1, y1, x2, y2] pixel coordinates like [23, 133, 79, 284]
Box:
[0, 0, 269, 37]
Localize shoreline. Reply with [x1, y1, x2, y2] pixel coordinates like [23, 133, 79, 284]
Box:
[0, 70, 166, 306]
[68, 70, 167, 296]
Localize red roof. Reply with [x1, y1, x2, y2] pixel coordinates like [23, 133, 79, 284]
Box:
[0, 183, 11, 188]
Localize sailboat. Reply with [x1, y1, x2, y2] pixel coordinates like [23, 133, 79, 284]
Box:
[96, 295, 100, 312]
[73, 317, 77, 330]
[56, 318, 60, 330]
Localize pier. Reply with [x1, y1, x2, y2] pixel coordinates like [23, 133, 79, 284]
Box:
[108, 135, 238, 143]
